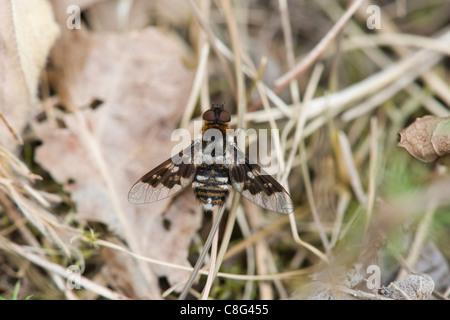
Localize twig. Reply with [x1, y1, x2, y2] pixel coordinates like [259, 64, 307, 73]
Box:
[359, 1, 450, 109]
[0, 111, 23, 145]
[277, 62, 330, 261]
[245, 204, 272, 299]
[187, 0, 236, 93]
[274, 0, 365, 91]
[0, 177, 70, 255]
[330, 189, 351, 248]
[0, 236, 128, 300]
[211, 30, 292, 119]
[337, 285, 390, 300]
[200, 208, 220, 300]
[221, 0, 246, 129]
[223, 214, 289, 260]
[234, 205, 255, 299]
[320, 0, 450, 118]
[396, 200, 437, 281]
[277, 0, 300, 179]
[365, 117, 378, 229]
[344, 33, 450, 56]
[180, 43, 210, 128]
[246, 27, 450, 129]
[178, 205, 227, 300]
[278, 0, 301, 104]
[198, 0, 211, 113]
[97, 234, 311, 282]
[299, 140, 331, 255]
[341, 53, 447, 121]
[282, 63, 323, 184]
[337, 131, 367, 205]
[0, 191, 40, 247]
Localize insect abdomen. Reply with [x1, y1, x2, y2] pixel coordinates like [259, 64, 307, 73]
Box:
[193, 164, 230, 211]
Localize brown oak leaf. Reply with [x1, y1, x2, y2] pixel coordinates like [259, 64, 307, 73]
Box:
[398, 116, 450, 162]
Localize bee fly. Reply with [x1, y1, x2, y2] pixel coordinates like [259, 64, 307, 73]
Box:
[128, 103, 293, 214]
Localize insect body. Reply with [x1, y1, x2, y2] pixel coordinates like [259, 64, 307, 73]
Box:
[128, 103, 293, 214]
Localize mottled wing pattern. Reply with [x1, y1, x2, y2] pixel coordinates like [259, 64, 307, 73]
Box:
[229, 146, 294, 214]
[128, 141, 198, 204]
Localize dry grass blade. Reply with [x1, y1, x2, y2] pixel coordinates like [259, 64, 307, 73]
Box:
[220, 0, 247, 128]
[0, 236, 128, 300]
[0, 146, 74, 256]
[179, 205, 226, 300]
[365, 117, 378, 229]
[337, 131, 367, 205]
[0, 112, 23, 145]
[396, 200, 437, 282]
[274, 0, 365, 91]
[344, 33, 450, 56]
[200, 208, 220, 300]
[187, 0, 236, 93]
[180, 43, 210, 128]
[247, 28, 450, 128]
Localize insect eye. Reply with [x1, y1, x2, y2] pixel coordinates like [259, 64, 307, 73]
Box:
[202, 110, 215, 121]
[219, 111, 231, 122]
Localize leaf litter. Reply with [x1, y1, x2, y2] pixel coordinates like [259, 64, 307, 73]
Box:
[33, 18, 199, 298]
[0, 0, 59, 151]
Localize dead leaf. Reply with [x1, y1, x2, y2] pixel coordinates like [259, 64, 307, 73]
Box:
[34, 25, 199, 298]
[398, 115, 450, 162]
[376, 273, 434, 300]
[0, 0, 59, 151]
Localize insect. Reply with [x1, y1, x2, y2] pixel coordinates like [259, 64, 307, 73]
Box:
[128, 103, 293, 214]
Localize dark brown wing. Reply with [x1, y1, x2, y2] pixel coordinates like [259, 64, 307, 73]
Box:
[229, 146, 293, 214]
[128, 141, 198, 204]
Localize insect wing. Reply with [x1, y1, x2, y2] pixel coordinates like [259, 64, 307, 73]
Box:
[128, 141, 198, 204]
[229, 146, 293, 214]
